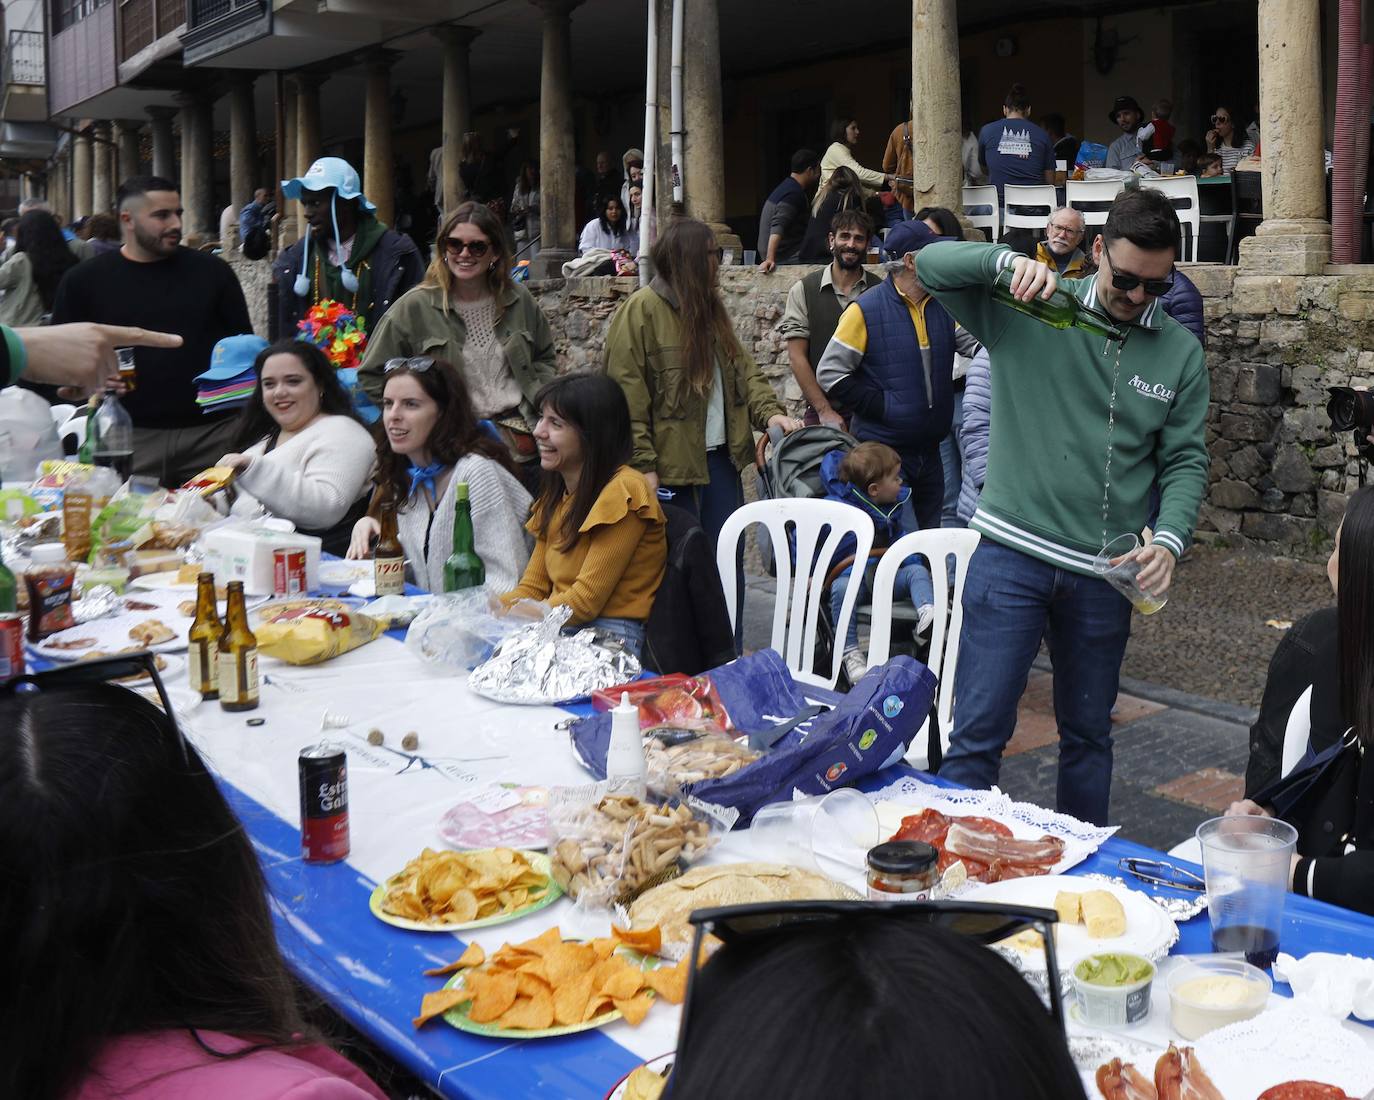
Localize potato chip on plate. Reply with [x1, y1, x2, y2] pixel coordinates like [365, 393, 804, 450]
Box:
[369, 847, 560, 931]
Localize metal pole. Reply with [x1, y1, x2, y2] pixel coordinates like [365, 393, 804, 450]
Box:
[638, 0, 658, 284]
[669, 0, 684, 207]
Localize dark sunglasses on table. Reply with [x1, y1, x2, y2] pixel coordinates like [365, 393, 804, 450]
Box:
[3, 652, 189, 764]
[1103, 241, 1174, 296]
[442, 237, 491, 259]
[383, 356, 436, 374]
[671, 899, 1064, 1063]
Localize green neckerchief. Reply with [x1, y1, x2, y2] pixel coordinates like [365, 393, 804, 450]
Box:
[310, 214, 388, 327]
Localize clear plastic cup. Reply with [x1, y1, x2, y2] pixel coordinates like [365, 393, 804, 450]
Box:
[1093, 533, 1168, 614]
[1196, 815, 1298, 969]
[749, 789, 879, 888]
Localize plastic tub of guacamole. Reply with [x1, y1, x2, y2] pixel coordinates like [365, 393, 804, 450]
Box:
[1072, 951, 1156, 1027]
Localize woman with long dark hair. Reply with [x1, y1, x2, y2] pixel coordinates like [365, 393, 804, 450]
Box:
[510, 160, 541, 260]
[499, 373, 665, 657]
[577, 193, 636, 255]
[216, 339, 374, 555]
[818, 117, 889, 202]
[0, 680, 387, 1100]
[798, 166, 869, 263]
[347, 357, 531, 592]
[359, 201, 555, 482]
[0, 209, 82, 326]
[605, 217, 799, 553]
[1204, 103, 1255, 174]
[1231, 486, 1374, 915]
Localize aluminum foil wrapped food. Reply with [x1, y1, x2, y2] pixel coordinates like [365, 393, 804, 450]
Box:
[467, 604, 641, 705]
[73, 584, 121, 623]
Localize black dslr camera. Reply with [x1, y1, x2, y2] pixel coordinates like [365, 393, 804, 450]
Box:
[1327, 386, 1374, 465]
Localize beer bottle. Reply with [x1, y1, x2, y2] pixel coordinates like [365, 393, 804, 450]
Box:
[992, 267, 1127, 343]
[442, 482, 485, 592]
[217, 581, 259, 712]
[188, 572, 223, 700]
[373, 495, 406, 596]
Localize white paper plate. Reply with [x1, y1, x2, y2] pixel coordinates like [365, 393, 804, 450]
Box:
[129, 571, 197, 592]
[318, 559, 373, 587]
[961, 874, 1178, 972]
[32, 589, 197, 661]
[605, 1053, 674, 1100]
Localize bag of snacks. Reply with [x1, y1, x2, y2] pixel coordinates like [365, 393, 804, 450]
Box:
[590, 673, 732, 732]
[547, 782, 735, 916]
[253, 598, 385, 665]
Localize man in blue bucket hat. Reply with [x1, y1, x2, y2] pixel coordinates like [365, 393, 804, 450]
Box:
[272, 156, 423, 344]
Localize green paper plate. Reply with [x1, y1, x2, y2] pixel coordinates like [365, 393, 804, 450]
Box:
[369, 849, 561, 932]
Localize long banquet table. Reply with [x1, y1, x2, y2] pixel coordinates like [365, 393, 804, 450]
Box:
[59, 619, 1374, 1099]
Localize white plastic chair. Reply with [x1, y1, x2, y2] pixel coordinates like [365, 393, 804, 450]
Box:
[49, 403, 76, 426]
[1001, 184, 1058, 237]
[716, 498, 874, 690]
[56, 414, 87, 455]
[1065, 178, 1127, 230]
[962, 185, 1000, 243]
[865, 528, 981, 769]
[1141, 175, 1201, 261]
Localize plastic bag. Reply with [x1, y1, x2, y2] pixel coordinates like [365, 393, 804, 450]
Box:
[591, 673, 732, 732]
[547, 780, 735, 917]
[253, 599, 385, 665]
[404, 587, 537, 669]
[642, 728, 761, 798]
[1074, 141, 1109, 169]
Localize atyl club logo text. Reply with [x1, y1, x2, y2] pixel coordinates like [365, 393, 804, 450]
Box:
[1127, 374, 1175, 403]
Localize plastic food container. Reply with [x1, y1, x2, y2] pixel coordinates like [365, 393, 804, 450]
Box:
[1072, 952, 1156, 1027]
[1166, 956, 1271, 1039]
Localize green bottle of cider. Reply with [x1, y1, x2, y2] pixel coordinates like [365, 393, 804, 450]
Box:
[992, 267, 1127, 343]
[442, 482, 485, 592]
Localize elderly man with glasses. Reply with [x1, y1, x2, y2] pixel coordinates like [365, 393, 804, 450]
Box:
[1036, 206, 1089, 277]
[917, 187, 1209, 827]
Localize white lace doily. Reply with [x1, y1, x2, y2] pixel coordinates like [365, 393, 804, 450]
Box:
[867, 774, 1118, 891]
[1193, 1007, 1374, 1096]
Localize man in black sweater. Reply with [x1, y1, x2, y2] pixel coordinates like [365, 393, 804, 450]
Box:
[50, 175, 253, 487]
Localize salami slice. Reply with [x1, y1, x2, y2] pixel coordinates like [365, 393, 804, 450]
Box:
[944, 822, 1067, 867]
[1257, 1084, 1356, 1100]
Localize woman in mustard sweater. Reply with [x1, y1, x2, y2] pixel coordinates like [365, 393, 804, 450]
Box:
[500, 373, 666, 657]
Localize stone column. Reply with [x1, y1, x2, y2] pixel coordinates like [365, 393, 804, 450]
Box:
[72, 125, 93, 219]
[1238, 0, 1331, 273]
[281, 81, 299, 246]
[91, 121, 114, 213]
[434, 24, 479, 215]
[530, 0, 581, 278]
[228, 75, 257, 251]
[363, 52, 396, 225]
[177, 92, 215, 244]
[294, 72, 325, 240]
[910, 0, 965, 221]
[147, 106, 176, 180]
[681, 0, 740, 251]
[116, 120, 142, 183]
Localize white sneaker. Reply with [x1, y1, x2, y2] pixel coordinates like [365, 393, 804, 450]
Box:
[843, 648, 868, 683]
[915, 604, 936, 638]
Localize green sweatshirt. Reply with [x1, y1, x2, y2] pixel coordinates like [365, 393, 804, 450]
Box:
[917, 241, 1209, 574]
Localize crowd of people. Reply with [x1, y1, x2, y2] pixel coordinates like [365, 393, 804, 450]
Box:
[3, 84, 1373, 1099]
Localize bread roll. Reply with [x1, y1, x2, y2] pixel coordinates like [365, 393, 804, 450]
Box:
[1081, 889, 1127, 938]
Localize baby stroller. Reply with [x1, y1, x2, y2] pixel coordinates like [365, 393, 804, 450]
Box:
[753, 425, 927, 688]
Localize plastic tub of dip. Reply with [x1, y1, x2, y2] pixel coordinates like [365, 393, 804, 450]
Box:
[1166, 956, 1271, 1039]
[1072, 952, 1156, 1027]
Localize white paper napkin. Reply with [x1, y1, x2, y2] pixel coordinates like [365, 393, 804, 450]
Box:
[1274, 951, 1374, 1020]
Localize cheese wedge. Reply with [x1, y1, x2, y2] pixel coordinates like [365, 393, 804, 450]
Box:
[1080, 889, 1127, 938]
[1054, 891, 1083, 925]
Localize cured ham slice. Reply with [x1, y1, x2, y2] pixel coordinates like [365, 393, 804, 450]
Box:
[1258, 1085, 1357, 1100]
[1096, 1058, 1159, 1100]
[1154, 1045, 1225, 1100]
[943, 822, 1067, 867]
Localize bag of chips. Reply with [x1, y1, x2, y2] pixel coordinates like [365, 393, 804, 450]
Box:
[253, 598, 384, 665]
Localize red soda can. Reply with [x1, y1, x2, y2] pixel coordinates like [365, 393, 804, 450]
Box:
[273, 548, 307, 597]
[0, 613, 24, 683]
[299, 742, 350, 863]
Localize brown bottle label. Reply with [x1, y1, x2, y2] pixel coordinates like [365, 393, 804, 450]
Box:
[375, 555, 405, 596]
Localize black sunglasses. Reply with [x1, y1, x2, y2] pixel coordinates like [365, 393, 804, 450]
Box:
[442, 237, 490, 259]
[4, 652, 188, 764]
[1210, 114, 1231, 125]
[671, 898, 1064, 1071]
[383, 356, 435, 374]
[1103, 241, 1174, 296]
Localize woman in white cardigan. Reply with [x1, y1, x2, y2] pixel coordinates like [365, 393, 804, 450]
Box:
[218, 341, 375, 555]
[818, 118, 889, 210]
[346, 357, 531, 592]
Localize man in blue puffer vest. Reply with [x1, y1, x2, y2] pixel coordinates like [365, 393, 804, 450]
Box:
[815, 220, 981, 535]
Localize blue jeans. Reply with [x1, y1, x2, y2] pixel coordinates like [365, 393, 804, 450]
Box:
[830, 559, 933, 651]
[664, 446, 745, 646]
[577, 616, 646, 660]
[938, 540, 1132, 826]
[939, 390, 964, 527]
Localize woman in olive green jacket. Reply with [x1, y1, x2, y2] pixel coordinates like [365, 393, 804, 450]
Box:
[359, 202, 555, 477]
[604, 217, 800, 551]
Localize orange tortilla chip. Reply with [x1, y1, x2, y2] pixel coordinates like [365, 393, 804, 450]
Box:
[423, 942, 486, 976]
[543, 941, 597, 986]
[614, 991, 654, 1027]
[516, 970, 551, 997]
[412, 988, 471, 1028]
[498, 988, 555, 1030]
[643, 959, 689, 1005]
[589, 937, 617, 960]
[552, 969, 595, 1026]
[521, 926, 564, 957]
[584, 993, 617, 1021]
[612, 925, 662, 956]
[599, 965, 646, 1002]
[466, 971, 519, 1023]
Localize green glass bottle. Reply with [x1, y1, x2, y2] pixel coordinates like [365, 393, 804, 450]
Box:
[77, 394, 97, 465]
[0, 555, 15, 614]
[442, 482, 485, 592]
[992, 267, 1127, 343]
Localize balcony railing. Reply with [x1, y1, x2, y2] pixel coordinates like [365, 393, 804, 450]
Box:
[52, 0, 110, 34]
[188, 0, 263, 27]
[4, 30, 45, 86]
[118, 0, 185, 60]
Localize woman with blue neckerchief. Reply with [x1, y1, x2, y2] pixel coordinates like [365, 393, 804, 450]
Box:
[345, 357, 532, 592]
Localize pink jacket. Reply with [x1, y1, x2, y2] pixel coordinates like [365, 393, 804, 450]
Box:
[72, 1029, 388, 1100]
